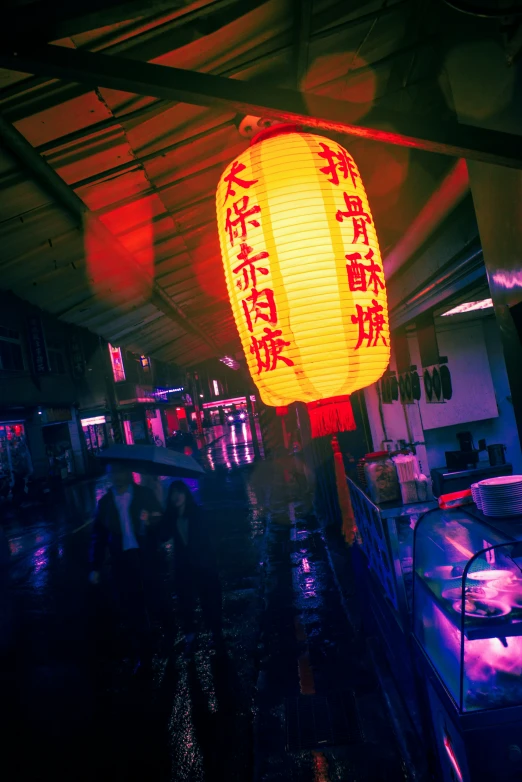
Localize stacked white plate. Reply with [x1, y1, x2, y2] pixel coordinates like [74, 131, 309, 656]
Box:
[477, 476, 522, 518]
[471, 482, 482, 511]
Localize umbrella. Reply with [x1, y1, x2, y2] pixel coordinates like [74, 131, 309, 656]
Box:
[97, 444, 205, 477]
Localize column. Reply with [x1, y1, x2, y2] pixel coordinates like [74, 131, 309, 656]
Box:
[444, 15, 522, 445]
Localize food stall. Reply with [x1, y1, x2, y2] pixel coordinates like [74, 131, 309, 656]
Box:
[350, 459, 522, 781]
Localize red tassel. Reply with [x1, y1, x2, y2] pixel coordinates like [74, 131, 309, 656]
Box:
[276, 406, 289, 416]
[307, 396, 356, 438]
[332, 436, 357, 545]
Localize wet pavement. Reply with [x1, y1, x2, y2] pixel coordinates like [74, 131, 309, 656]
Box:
[1, 424, 405, 781]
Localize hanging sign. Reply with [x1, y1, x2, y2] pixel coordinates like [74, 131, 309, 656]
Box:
[42, 408, 72, 424]
[27, 316, 50, 375]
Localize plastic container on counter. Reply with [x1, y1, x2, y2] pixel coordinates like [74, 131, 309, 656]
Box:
[363, 451, 401, 504]
[401, 480, 419, 504]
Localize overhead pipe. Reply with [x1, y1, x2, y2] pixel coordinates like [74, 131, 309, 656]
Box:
[384, 158, 470, 280]
[389, 242, 484, 330]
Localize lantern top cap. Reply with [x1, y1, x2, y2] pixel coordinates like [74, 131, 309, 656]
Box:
[250, 123, 302, 146]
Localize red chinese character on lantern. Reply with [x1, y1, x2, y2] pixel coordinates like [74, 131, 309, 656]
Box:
[345, 249, 384, 296]
[351, 299, 388, 349]
[242, 287, 278, 332]
[318, 142, 359, 188]
[225, 195, 261, 246]
[250, 327, 294, 374]
[336, 193, 371, 245]
[223, 161, 258, 204]
[233, 242, 269, 290]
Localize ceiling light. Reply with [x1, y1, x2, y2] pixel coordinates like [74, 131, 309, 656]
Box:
[441, 298, 493, 317]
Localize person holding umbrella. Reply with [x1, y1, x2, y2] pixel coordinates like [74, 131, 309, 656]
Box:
[163, 481, 222, 656]
[89, 462, 164, 675]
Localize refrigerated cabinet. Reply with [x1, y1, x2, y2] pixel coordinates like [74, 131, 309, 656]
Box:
[413, 508, 522, 781]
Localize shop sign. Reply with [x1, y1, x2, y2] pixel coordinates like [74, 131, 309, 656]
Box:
[154, 386, 184, 402]
[27, 316, 50, 374]
[109, 344, 126, 382]
[69, 333, 85, 378]
[81, 415, 106, 426]
[43, 408, 72, 424]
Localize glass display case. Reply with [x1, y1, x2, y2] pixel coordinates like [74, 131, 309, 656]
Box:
[413, 508, 522, 713]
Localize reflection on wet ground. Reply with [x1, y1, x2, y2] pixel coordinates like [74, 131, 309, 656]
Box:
[0, 426, 403, 781]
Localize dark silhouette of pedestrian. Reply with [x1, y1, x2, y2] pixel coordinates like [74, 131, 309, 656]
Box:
[89, 464, 163, 675]
[162, 480, 222, 656]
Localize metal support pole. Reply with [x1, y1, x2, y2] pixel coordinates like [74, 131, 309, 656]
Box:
[191, 373, 204, 438]
[246, 392, 262, 460]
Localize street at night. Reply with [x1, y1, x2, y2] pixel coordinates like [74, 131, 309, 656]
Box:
[1, 427, 406, 781]
[3, 1, 522, 779]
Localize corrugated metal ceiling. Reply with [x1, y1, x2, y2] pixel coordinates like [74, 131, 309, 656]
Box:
[0, 0, 457, 366]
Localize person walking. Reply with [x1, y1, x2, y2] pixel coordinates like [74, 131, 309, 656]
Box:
[89, 464, 163, 675]
[163, 481, 222, 656]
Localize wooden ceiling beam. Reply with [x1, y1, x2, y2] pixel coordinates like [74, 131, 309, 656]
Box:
[2, 43, 522, 167]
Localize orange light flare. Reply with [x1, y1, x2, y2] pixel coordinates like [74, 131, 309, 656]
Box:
[84, 197, 154, 306]
[302, 52, 377, 122]
[365, 144, 410, 200]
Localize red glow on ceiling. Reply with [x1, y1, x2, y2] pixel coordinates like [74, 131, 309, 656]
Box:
[303, 53, 376, 121]
[99, 197, 154, 278]
[84, 199, 153, 306]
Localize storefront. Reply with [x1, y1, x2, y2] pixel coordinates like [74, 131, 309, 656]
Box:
[121, 406, 167, 445]
[145, 408, 166, 446]
[0, 420, 32, 479]
[153, 388, 188, 436]
[165, 406, 187, 435]
[122, 409, 147, 444]
[81, 414, 109, 455]
[40, 407, 76, 479]
[115, 383, 168, 446]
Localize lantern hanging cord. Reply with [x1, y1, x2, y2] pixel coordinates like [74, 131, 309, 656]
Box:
[443, 0, 522, 16]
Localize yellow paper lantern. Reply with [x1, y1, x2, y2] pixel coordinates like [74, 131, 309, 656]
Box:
[216, 125, 390, 436]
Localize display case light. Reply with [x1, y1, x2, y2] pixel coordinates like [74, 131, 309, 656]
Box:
[441, 298, 493, 316]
